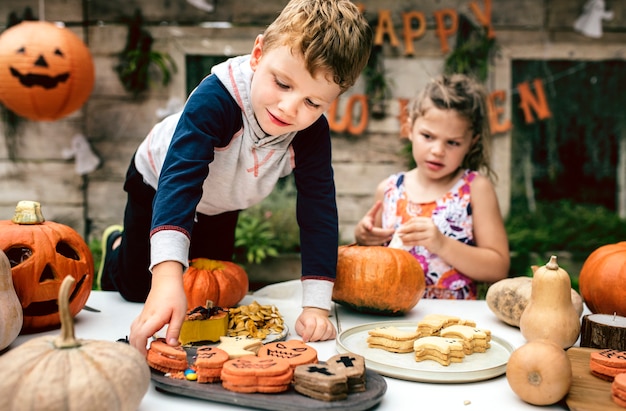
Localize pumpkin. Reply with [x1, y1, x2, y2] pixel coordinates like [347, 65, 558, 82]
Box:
[0, 276, 150, 411]
[183, 258, 249, 310]
[506, 339, 572, 406]
[332, 245, 425, 315]
[0, 201, 93, 333]
[578, 242, 626, 316]
[0, 249, 23, 351]
[519, 255, 581, 349]
[486, 275, 583, 327]
[0, 21, 94, 121]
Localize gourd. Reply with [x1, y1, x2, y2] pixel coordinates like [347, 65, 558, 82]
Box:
[506, 339, 572, 406]
[0, 249, 23, 351]
[578, 242, 626, 316]
[486, 275, 583, 327]
[519, 255, 581, 349]
[183, 258, 249, 310]
[332, 245, 426, 315]
[0, 276, 150, 411]
[0, 200, 93, 333]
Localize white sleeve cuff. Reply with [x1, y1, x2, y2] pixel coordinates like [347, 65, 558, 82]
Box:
[149, 230, 190, 272]
[301, 279, 334, 311]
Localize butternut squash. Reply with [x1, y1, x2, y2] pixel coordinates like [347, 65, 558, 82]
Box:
[519, 255, 581, 349]
[0, 249, 22, 351]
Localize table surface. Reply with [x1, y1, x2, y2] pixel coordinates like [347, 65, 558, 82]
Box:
[12, 280, 579, 411]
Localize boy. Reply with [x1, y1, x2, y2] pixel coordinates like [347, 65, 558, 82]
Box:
[97, 0, 372, 355]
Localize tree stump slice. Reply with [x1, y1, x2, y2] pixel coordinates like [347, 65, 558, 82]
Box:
[580, 314, 626, 351]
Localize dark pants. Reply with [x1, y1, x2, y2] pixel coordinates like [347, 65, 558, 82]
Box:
[107, 157, 239, 302]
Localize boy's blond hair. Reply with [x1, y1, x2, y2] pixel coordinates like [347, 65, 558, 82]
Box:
[263, 0, 372, 93]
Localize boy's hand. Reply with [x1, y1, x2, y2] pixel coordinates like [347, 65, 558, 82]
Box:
[354, 201, 394, 245]
[129, 261, 187, 356]
[295, 307, 336, 342]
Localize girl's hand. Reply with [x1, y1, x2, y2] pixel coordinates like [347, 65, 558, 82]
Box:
[396, 216, 445, 253]
[354, 201, 395, 245]
[295, 307, 336, 342]
[129, 261, 187, 356]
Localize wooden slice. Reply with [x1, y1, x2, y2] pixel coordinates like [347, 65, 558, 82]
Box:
[580, 314, 626, 351]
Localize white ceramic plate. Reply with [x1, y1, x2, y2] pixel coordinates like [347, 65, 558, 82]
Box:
[336, 321, 514, 383]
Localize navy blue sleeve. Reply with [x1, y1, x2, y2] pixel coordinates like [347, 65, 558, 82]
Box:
[292, 115, 339, 281]
[151, 76, 241, 237]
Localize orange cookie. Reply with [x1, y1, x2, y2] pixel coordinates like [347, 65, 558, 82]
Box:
[257, 340, 318, 369]
[146, 338, 188, 374]
[612, 373, 626, 407]
[221, 355, 293, 394]
[590, 349, 626, 382]
[194, 346, 230, 383]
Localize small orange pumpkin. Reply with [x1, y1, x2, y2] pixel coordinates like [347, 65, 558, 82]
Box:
[578, 242, 626, 316]
[332, 245, 425, 315]
[0, 21, 94, 121]
[0, 201, 93, 333]
[183, 258, 249, 310]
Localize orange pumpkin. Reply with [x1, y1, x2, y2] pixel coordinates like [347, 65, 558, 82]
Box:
[183, 258, 249, 310]
[332, 245, 425, 315]
[0, 201, 93, 333]
[0, 21, 94, 121]
[578, 242, 626, 316]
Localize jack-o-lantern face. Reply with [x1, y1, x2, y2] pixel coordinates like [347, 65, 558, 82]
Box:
[257, 340, 318, 367]
[0, 201, 93, 333]
[0, 21, 94, 121]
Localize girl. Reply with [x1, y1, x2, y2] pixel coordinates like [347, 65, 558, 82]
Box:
[354, 74, 509, 299]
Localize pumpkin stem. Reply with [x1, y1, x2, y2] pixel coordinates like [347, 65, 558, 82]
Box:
[54, 276, 81, 349]
[11, 200, 45, 225]
[546, 255, 559, 270]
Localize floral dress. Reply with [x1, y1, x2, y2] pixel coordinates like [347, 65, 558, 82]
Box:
[381, 169, 478, 299]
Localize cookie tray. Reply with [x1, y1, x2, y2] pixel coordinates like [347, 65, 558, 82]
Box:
[151, 368, 387, 411]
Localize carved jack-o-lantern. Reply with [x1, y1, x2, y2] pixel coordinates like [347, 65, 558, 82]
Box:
[0, 21, 95, 121]
[0, 201, 93, 333]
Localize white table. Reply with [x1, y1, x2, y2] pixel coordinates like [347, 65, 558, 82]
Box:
[12, 280, 575, 411]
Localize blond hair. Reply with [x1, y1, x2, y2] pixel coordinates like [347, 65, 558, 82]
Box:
[408, 74, 496, 180]
[262, 0, 372, 93]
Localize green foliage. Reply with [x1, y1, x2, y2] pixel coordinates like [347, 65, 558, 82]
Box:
[506, 200, 626, 278]
[115, 9, 176, 96]
[234, 213, 280, 265]
[234, 176, 300, 265]
[444, 14, 496, 82]
[89, 238, 103, 290]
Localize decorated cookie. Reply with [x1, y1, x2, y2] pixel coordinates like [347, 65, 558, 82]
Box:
[590, 349, 626, 382]
[414, 336, 465, 366]
[327, 353, 367, 393]
[612, 373, 626, 407]
[293, 363, 348, 401]
[440, 325, 492, 354]
[221, 355, 293, 393]
[366, 326, 419, 353]
[257, 340, 318, 369]
[416, 314, 476, 338]
[217, 336, 263, 359]
[194, 346, 230, 383]
[146, 338, 188, 374]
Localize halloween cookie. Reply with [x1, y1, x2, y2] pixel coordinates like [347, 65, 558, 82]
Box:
[221, 355, 293, 393]
[257, 340, 318, 369]
[216, 336, 263, 359]
[366, 326, 419, 353]
[326, 353, 367, 393]
[590, 349, 626, 381]
[416, 314, 476, 338]
[612, 372, 626, 407]
[146, 338, 188, 374]
[440, 325, 492, 354]
[414, 336, 465, 366]
[293, 363, 348, 401]
[194, 346, 230, 383]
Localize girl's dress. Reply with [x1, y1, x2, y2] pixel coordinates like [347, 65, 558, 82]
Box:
[381, 169, 478, 299]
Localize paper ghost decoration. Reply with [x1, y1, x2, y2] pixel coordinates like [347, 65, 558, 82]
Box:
[574, 0, 614, 38]
[62, 133, 101, 175]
